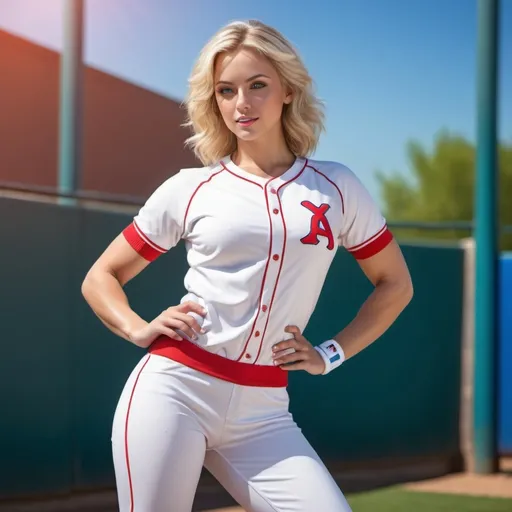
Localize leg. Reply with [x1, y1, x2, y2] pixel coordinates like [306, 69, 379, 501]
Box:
[205, 421, 352, 512]
[111, 354, 207, 512]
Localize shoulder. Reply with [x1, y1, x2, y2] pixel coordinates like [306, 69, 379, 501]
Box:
[305, 157, 380, 211]
[146, 162, 223, 201]
[305, 158, 370, 203]
[158, 162, 223, 190]
[305, 158, 359, 185]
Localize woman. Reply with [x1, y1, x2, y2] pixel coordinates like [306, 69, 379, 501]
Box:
[82, 19, 413, 512]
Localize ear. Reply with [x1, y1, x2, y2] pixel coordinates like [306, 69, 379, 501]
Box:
[283, 87, 293, 105]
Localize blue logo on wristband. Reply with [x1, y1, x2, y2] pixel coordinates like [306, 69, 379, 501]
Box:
[329, 353, 341, 363]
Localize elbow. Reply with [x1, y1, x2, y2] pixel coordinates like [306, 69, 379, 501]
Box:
[81, 270, 95, 303]
[405, 281, 414, 305]
[401, 274, 414, 308]
[81, 265, 104, 303]
[81, 264, 119, 303]
[382, 272, 413, 311]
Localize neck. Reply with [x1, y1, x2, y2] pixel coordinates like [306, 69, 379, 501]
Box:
[232, 130, 296, 178]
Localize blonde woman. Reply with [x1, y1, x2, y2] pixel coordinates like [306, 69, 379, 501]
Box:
[82, 19, 413, 512]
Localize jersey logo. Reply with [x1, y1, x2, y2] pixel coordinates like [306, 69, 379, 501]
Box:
[300, 201, 335, 250]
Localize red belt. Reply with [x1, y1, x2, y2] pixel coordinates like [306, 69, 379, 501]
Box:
[148, 336, 288, 388]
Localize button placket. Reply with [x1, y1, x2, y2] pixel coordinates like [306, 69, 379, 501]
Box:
[243, 182, 285, 361]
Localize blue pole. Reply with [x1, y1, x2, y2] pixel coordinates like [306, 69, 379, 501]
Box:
[58, 0, 84, 198]
[473, 0, 500, 474]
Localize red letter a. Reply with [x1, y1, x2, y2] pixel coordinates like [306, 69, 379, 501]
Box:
[300, 201, 334, 250]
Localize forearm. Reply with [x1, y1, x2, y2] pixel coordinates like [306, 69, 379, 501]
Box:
[333, 277, 413, 360]
[81, 270, 148, 342]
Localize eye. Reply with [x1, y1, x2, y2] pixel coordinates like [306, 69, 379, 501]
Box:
[217, 87, 234, 95]
[251, 82, 267, 90]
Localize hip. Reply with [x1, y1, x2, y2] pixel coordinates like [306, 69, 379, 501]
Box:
[148, 335, 288, 387]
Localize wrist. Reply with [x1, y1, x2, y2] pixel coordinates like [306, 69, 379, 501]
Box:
[122, 315, 148, 342]
[314, 339, 345, 375]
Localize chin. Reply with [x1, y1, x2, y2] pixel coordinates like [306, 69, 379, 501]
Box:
[235, 130, 260, 142]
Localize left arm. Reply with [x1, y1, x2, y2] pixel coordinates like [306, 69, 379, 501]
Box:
[272, 239, 413, 374]
[331, 238, 413, 360]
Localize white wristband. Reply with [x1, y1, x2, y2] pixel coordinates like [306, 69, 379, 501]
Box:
[315, 339, 345, 375]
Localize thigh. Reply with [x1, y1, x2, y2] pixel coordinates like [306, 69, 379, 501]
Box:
[111, 354, 207, 512]
[205, 422, 352, 512]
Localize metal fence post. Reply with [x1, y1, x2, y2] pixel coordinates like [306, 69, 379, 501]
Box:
[473, 0, 500, 474]
[58, 0, 84, 201]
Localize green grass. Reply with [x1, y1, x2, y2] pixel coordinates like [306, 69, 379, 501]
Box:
[347, 488, 512, 511]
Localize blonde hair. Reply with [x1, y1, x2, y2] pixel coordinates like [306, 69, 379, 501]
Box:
[183, 19, 325, 165]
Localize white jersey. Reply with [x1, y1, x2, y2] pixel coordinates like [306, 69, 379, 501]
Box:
[123, 155, 392, 384]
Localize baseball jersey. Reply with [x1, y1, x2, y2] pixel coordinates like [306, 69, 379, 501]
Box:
[123, 155, 393, 384]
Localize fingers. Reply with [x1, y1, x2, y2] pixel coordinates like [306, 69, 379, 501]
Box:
[272, 326, 308, 354]
[273, 326, 323, 373]
[156, 325, 183, 341]
[160, 311, 204, 340]
[273, 349, 307, 367]
[272, 339, 301, 354]
[175, 311, 205, 335]
[273, 347, 297, 359]
[279, 361, 308, 371]
[176, 301, 207, 317]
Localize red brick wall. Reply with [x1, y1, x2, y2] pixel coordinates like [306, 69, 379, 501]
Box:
[0, 29, 200, 199]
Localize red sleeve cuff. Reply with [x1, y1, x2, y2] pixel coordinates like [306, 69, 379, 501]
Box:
[348, 226, 393, 260]
[122, 222, 166, 262]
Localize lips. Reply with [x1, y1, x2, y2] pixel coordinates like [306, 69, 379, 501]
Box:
[236, 117, 259, 127]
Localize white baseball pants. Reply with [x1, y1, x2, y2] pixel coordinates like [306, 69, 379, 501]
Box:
[111, 353, 352, 512]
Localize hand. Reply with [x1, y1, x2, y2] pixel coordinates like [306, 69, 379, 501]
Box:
[272, 326, 325, 375]
[129, 301, 207, 348]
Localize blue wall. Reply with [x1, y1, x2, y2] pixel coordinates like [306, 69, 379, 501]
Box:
[499, 254, 512, 455]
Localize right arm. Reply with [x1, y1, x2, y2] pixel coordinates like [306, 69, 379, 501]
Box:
[81, 232, 149, 343]
[81, 232, 206, 348]
[82, 170, 206, 348]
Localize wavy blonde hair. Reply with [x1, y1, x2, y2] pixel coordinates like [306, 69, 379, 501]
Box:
[183, 19, 325, 165]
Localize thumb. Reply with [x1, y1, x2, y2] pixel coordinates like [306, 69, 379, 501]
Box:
[285, 325, 301, 337]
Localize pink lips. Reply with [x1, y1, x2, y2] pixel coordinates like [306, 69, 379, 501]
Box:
[236, 117, 258, 127]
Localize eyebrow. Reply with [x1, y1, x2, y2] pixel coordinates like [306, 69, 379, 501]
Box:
[215, 73, 270, 85]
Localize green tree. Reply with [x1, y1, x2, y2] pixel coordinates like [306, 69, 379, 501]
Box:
[375, 131, 512, 250]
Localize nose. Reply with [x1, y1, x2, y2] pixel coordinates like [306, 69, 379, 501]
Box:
[236, 88, 251, 113]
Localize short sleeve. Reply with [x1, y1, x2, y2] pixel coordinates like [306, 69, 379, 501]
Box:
[122, 173, 186, 261]
[338, 167, 393, 260]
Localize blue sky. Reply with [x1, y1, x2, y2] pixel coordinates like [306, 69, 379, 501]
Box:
[0, 0, 510, 200]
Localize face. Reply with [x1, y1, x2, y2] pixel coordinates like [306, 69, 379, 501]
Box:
[213, 47, 292, 143]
